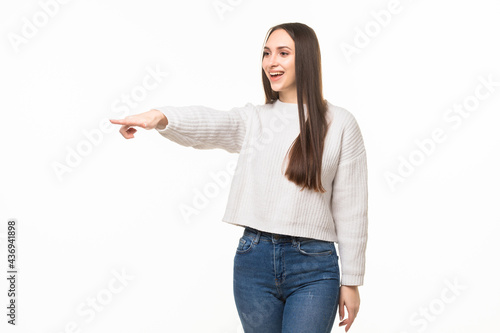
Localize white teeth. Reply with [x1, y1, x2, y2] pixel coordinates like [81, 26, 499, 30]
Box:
[270, 72, 284, 76]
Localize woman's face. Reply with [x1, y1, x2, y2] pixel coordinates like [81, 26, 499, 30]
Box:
[262, 29, 297, 103]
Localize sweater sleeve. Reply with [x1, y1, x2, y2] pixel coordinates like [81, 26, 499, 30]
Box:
[331, 114, 369, 286]
[154, 103, 255, 154]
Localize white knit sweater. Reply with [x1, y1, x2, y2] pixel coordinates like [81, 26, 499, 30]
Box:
[155, 99, 368, 286]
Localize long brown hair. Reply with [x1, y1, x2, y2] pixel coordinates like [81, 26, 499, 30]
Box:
[262, 23, 328, 193]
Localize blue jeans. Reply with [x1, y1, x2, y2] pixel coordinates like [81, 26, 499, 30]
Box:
[233, 226, 340, 333]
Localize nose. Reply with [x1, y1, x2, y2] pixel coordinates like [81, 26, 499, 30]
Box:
[265, 53, 279, 71]
[269, 52, 279, 66]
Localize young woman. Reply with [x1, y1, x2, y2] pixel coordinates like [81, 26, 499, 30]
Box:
[110, 22, 368, 333]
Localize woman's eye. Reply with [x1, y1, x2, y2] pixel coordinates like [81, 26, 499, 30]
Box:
[281, 52, 288, 56]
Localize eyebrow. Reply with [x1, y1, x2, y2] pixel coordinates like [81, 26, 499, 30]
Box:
[263, 46, 292, 51]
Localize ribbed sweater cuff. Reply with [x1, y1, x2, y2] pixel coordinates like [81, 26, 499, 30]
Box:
[154, 106, 204, 147]
[155, 107, 184, 135]
[341, 274, 364, 286]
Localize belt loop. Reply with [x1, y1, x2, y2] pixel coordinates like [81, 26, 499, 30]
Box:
[253, 230, 261, 244]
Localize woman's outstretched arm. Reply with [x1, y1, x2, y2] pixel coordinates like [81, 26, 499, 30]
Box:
[110, 103, 256, 154]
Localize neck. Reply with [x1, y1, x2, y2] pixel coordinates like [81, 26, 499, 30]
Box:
[278, 91, 297, 104]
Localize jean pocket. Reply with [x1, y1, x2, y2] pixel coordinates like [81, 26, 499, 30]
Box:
[297, 239, 335, 256]
[236, 235, 255, 254]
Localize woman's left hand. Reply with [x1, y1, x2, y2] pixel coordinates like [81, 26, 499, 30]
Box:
[338, 285, 360, 332]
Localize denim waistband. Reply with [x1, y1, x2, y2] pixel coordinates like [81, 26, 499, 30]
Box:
[243, 226, 301, 243]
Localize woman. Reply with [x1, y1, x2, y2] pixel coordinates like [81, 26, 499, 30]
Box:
[110, 22, 368, 333]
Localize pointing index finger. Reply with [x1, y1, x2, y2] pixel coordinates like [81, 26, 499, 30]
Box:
[109, 119, 127, 125]
[109, 118, 147, 128]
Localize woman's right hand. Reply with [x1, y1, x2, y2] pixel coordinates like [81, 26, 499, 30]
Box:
[109, 109, 168, 139]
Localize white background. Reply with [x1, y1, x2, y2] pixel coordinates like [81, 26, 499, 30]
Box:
[1, 0, 499, 332]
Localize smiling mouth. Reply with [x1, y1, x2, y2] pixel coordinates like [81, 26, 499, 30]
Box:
[270, 71, 284, 81]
